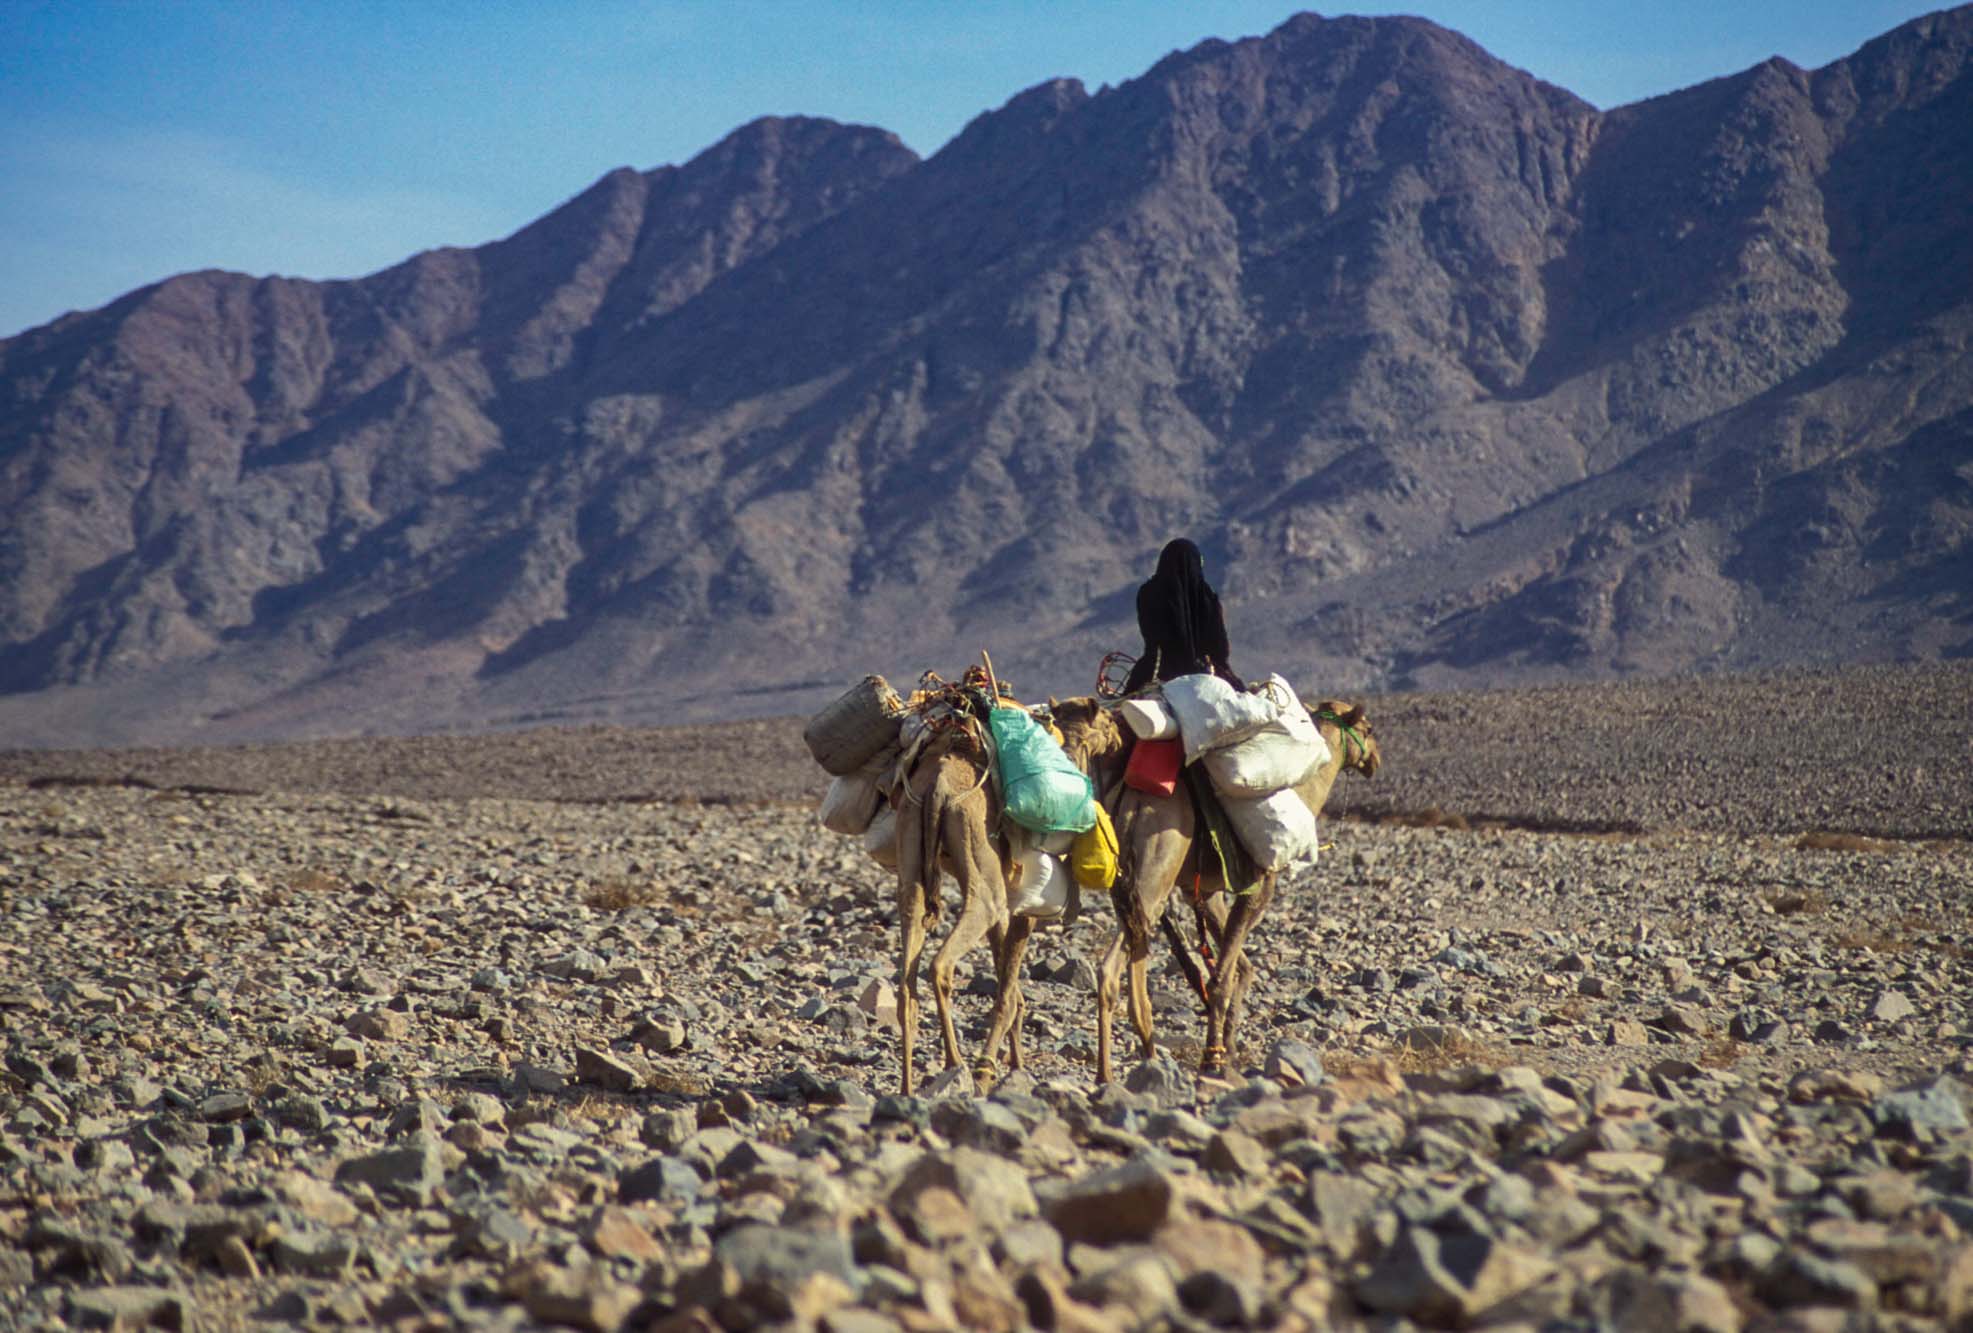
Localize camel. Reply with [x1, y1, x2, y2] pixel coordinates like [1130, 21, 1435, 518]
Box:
[1053, 695, 1381, 1083]
[886, 714, 1035, 1096]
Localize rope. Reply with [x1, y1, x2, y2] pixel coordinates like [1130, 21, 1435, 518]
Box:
[895, 667, 1003, 806]
[1314, 710, 1366, 766]
[1313, 708, 1366, 825]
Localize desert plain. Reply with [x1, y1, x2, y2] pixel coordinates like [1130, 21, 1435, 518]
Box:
[1, 663, 1970, 1330]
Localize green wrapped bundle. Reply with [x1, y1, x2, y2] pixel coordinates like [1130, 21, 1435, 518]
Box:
[988, 706, 1097, 834]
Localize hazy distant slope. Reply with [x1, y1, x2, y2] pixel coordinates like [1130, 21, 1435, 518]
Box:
[0, 9, 1968, 747]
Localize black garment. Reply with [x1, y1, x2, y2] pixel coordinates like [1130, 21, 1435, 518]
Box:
[1122, 538, 1244, 694]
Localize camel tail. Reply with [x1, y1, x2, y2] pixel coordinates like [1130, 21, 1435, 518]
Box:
[1110, 802, 1154, 954]
[915, 767, 946, 928]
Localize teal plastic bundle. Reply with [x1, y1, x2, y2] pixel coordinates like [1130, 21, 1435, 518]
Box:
[988, 706, 1098, 834]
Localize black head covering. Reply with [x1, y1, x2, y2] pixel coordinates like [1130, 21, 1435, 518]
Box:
[1153, 538, 1209, 658]
[1124, 538, 1240, 692]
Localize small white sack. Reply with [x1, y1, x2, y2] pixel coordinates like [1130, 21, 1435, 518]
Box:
[819, 770, 883, 835]
[1162, 673, 1278, 764]
[1118, 696, 1179, 740]
[1202, 675, 1332, 797]
[1223, 787, 1321, 871]
[1007, 848, 1072, 919]
[863, 804, 899, 870]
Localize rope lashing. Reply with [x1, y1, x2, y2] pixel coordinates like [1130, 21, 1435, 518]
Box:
[1315, 709, 1366, 764]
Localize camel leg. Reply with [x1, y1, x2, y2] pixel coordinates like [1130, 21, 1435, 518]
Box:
[1160, 903, 1212, 1009]
[1132, 833, 1190, 1066]
[1099, 793, 1192, 1078]
[980, 913, 1034, 1080]
[929, 803, 1007, 1078]
[1202, 874, 1275, 1075]
[1191, 889, 1231, 1069]
[895, 867, 929, 1098]
[1006, 914, 1035, 1071]
[1128, 951, 1157, 1060]
[1225, 952, 1256, 1069]
[1112, 867, 1168, 1064]
[1095, 927, 1129, 1084]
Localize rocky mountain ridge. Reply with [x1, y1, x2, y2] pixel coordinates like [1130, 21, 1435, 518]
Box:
[1, 8, 1969, 747]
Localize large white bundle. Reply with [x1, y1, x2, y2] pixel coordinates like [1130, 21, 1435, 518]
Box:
[863, 805, 899, 870]
[1118, 696, 1179, 740]
[1201, 675, 1332, 797]
[818, 770, 883, 834]
[1007, 848, 1072, 919]
[1161, 673, 1276, 764]
[1223, 787, 1321, 871]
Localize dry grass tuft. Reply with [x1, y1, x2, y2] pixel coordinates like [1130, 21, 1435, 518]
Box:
[1831, 927, 1914, 955]
[284, 867, 343, 895]
[1379, 807, 1472, 832]
[648, 1069, 709, 1097]
[1828, 910, 1965, 960]
[582, 878, 662, 911]
[1551, 996, 1593, 1024]
[1389, 1028, 1506, 1074]
[565, 1093, 641, 1126]
[1696, 1039, 1746, 1070]
[1796, 831, 1897, 854]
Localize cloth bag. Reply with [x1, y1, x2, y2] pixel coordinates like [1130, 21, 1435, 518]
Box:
[1124, 737, 1182, 796]
[818, 770, 882, 834]
[1223, 787, 1320, 871]
[1201, 675, 1332, 797]
[1118, 696, 1179, 740]
[862, 804, 898, 870]
[1007, 848, 1072, 918]
[988, 705, 1097, 834]
[1161, 673, 1277, 764]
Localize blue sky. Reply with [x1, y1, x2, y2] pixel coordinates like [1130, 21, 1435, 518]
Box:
[0, 0, 1948, 339]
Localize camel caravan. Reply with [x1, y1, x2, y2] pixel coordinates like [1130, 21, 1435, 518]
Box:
[804, 652, 1381, 1095]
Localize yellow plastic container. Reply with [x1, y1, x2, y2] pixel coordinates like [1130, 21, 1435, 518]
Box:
[1070, 803, 1120, 890]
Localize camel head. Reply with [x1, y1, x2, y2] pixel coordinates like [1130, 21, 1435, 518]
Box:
[1044, 695, 1128, 770]
[1310, 700, 1380, 778]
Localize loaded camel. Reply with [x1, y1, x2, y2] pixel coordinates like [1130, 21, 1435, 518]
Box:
[1052, 695, 1381, 1082]
[816, 665, 1086, 1096]
[885, 713, 1036, 1096]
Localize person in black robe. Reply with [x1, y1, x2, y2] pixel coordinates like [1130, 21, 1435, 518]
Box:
[1121, 538, 1244, 694]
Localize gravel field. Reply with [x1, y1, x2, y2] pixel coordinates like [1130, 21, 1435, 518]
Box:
[2, 664, 1970, 1330]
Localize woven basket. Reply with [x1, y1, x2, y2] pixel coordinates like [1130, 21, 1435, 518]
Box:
[803, 675, 904, 775]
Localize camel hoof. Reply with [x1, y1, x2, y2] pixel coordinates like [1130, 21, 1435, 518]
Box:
[1200, 1044, 1228, 1075]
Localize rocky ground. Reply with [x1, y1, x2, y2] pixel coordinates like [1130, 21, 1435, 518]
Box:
[2, 664, 1970, 1330]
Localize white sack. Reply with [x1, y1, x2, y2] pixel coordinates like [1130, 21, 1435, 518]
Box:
[1007, 848, 1072, 919]
[818, 770, 883, 835]
[863, 805, 899, 870]
[1202, 675, 1333, 797]
[1162, 673, 1277, 764]
[1223, 787, 1321, 872]
[1118, 696, 1179, 741]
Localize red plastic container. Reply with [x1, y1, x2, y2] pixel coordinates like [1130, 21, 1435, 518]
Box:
[1124, 738, 1182, 797]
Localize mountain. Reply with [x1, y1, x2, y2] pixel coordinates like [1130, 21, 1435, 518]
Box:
[2, 9, 1970, 748]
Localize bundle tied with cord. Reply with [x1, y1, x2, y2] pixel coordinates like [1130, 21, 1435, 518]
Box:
[802, 660, 1101, 919]
[1117, 667, 1331, 871]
